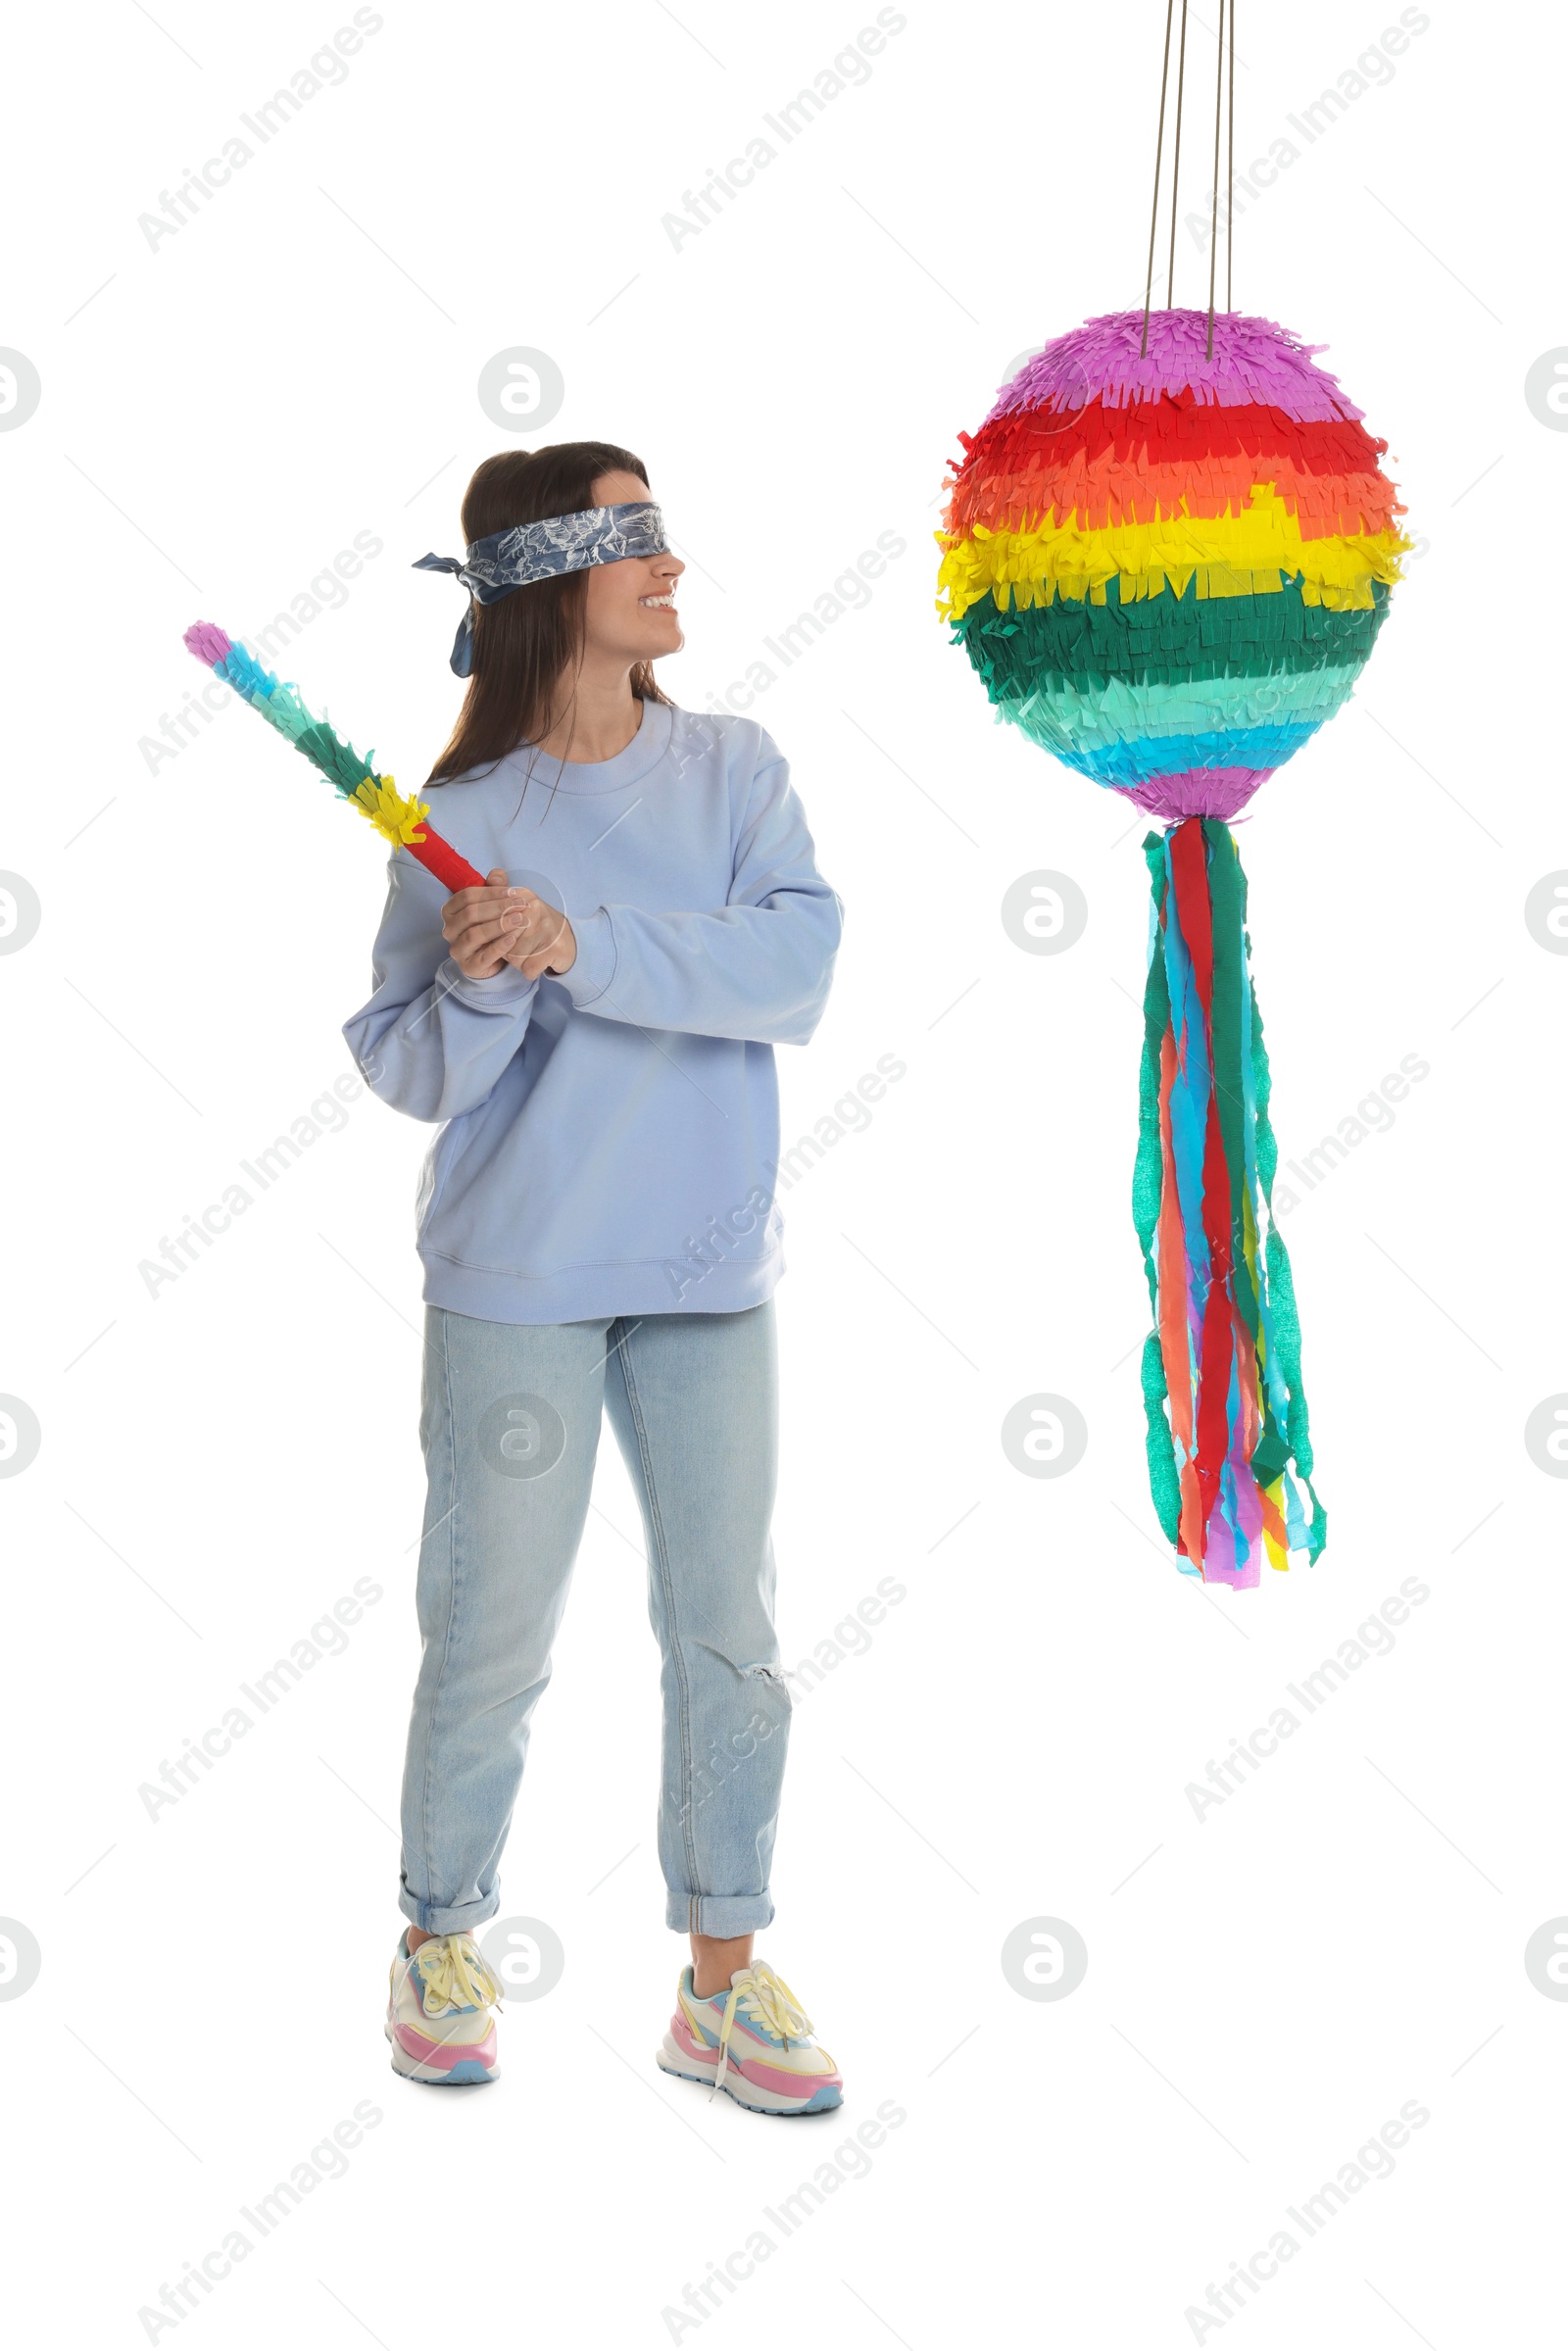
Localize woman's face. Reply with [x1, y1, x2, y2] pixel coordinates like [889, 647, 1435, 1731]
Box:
[581, 467, 685, 665]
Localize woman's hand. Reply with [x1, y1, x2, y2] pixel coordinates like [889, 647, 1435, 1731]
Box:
[503, 886, 577, 979]
[442, 868, 577, 982]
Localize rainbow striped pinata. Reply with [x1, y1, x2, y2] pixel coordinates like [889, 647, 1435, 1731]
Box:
[938, 308, 1408, 1587]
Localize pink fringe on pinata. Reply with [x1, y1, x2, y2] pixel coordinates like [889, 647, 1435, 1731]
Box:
[1112, 766, 1273, 823]
[988, 310, 1365, 428]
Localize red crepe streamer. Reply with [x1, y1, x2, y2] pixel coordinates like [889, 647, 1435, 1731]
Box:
[1168, 817, 1236, 1564]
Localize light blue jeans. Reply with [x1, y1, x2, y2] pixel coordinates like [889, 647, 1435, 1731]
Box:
[399, 1301, 791, 1937]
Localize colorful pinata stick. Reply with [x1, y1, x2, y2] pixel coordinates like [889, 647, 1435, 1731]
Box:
[181, 623, 485, 895]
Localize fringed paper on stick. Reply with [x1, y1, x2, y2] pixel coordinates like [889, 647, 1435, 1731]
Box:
[182, 624, 485, 893]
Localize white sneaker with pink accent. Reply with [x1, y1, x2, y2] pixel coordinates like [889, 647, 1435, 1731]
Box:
[658, 1961, 843, 2115]
[385, 1931, 501, 2086]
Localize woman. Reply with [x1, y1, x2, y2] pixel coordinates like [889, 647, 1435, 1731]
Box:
[344, 443, 845, 2113]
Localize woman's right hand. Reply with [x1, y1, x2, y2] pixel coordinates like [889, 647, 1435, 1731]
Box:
[442, 868, 531, 980]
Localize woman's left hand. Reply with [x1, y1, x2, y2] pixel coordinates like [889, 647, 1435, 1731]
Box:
[500, 888, 577, 980]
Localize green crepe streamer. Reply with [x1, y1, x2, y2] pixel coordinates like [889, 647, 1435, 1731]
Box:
[1248, 971, 1327, 1559]
[1134, 834, 1181, 1544]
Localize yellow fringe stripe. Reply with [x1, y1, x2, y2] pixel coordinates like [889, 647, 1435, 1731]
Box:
[351, 774, 430, 850]
[936, 484, 1409, 622]
[1262, 1481, 1290, 1574]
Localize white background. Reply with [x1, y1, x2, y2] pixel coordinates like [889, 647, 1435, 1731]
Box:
[2, 0, 1564, 2343]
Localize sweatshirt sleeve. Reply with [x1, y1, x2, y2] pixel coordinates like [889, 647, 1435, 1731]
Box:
[341, 855, 539, 1123]
[557, 743, 843, 1046]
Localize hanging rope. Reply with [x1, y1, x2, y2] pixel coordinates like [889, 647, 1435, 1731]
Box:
[1165, 0, 1191, 309]
[1142, 0, 1236, 342]
[1140, 0, 1176, 357]
[1206, 0, 1226, 355]
[1227, 0, 1236, 311]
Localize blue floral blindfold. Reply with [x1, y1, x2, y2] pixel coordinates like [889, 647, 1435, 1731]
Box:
[414, 501, 668, 675]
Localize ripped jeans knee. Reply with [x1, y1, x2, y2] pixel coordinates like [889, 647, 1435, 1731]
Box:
[677, 1660, 792, 1834]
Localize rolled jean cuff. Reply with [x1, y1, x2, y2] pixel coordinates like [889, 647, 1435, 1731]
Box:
[400, 1885, 501, 1936]
[668, 1890, 776, 1935]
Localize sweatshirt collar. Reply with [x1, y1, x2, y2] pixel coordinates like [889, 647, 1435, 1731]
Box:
[504, 698, 674, 796]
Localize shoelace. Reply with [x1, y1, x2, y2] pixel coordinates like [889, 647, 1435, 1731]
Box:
[407, 1933, 502, 2021]
[711, 1963, 812, 2100]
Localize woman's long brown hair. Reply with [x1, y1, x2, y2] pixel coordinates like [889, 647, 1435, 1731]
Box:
[426, 442, 672, 788]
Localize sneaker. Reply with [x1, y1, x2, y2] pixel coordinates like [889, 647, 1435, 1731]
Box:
[657, 1960, 843, 2115]
[385, 1930, 501, 2086]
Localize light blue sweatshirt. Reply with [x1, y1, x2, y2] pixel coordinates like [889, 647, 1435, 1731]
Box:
[343, 700, 843, 1323]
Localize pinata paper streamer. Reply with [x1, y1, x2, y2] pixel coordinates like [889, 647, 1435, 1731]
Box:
[181, 622, 485, 894]
[939, 308, 1408, 1586]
